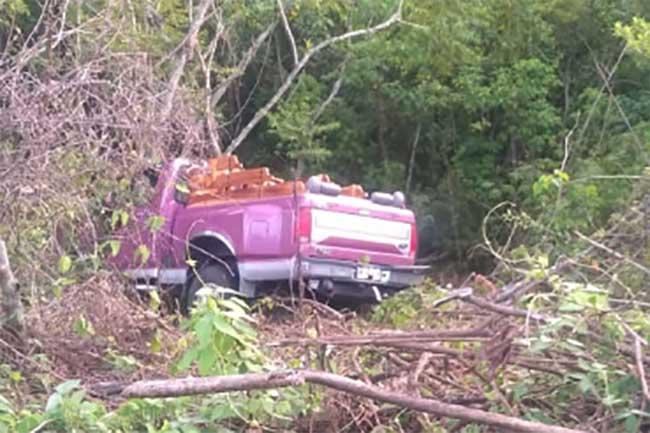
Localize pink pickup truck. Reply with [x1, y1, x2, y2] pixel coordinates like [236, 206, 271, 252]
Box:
[110, 158, 427, 310]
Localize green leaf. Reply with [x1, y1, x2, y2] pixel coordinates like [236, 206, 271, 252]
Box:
[107, 240, 121, 257]
[195, 314, 214, 349]
[149, 291, 161, 311]
[176, 347, 199, 372]
[150, 330, 162, 354]
[197, 347, 217, 375]
[212, 314, 241, 342]
[0, 396, 14, 415]
[8, 371, 21, 383]
[275, 399, 292, 415]
[120, 210, 129, 227]
[15, 414, 42, 433]
[624, 414, 640, 433]
[111, 209, 129, 229]
[135, 244, 151, 265]
[209, 404, 236, 421]
[146, 215, 166, 232]
[58, 255, 72, 274]
[73, 315, 95, 338]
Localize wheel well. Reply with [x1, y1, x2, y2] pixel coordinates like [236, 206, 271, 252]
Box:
[187, 236, 238, 283]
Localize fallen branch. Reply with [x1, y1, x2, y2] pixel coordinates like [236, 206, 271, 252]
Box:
[463, 292, 548, 323]
[433, 287, 547, 322]
[633, 338, 650, 405]
[268, 325, 491, 347]
[574, 230, 650, 277]
[98, 369, 587, 433]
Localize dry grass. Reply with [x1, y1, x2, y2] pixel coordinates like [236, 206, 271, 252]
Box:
[1, 275, 181, 386]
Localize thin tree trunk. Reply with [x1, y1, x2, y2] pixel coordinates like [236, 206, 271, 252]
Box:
[162, 0, 212, 118]
[0, 239, 23, 336]
[377, 92, 388, 167]
[405, 123, 421, 195]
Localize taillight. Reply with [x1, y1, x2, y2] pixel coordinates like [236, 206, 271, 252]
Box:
[297, 207, 312, 243]
[409, 223, 418, 258]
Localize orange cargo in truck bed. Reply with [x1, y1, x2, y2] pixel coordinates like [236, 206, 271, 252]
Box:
[186, 155, 364, 205]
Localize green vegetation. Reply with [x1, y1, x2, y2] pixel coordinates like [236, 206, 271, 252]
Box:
[3, 0, 650, 432]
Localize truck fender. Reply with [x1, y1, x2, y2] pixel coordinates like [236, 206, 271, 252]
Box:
[189, 231, 236, 257]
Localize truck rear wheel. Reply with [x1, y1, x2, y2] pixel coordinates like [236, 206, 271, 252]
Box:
[182, 261, 237, 315]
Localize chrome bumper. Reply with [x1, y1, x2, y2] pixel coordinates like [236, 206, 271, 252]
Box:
[300, 257, 428, 288]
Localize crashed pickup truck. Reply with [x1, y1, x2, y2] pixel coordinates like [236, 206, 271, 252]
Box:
[110, 156, 427, 310]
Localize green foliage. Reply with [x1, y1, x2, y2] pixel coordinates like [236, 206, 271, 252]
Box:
[616, 17, 650, 58]
[7, 0, 650, 430]
[268, 74, 339, 168]
[176, 296, 262, 376]
[172, 295, 308, 426]
[0, 295, 307, 432]
[0, 380, 108, 433]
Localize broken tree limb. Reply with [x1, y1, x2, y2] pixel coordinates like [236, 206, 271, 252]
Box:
[463, 291, 548, 323]
[633, 338, 650, 406]
[103, 369, 586, 433]
[224, 0, 404, 153]
[311, 57, 347, 123]
[0, 239, 23, 335]
[276, 0, 298, 67]
[268, 325, 491, 347]
[162, 0, 213, 118]
[574, 230, 650, 277]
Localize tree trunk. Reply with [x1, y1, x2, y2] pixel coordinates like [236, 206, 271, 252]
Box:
[0, 239, 23, 336]
[93, 370, 587, 433]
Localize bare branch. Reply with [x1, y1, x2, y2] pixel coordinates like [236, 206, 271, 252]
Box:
[571, 175, 650, 183]
[162, 0, 213, 118]
[225, 3, 404, 154]
[312, 59, 347, 123]
[277, 0, 298, 67]
[268, 325, 491, 348]
[592, 55, 647, 163]
[406, 122, 421, 194]
[634, 338, 650, 406]
[196, 14, 224, 154]
[574, 230, 650, 277]
[210, 22, 277, 108]
[560, 114, 579, 172]
[575, 43, 626, 148]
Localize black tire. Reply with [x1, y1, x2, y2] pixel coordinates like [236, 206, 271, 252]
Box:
[181, 261, 236, 315]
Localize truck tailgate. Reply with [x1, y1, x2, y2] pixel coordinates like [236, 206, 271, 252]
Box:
[299, 195, 416, 266]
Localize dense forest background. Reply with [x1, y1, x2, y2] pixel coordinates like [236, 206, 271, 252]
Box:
[4, 1, 650, 432]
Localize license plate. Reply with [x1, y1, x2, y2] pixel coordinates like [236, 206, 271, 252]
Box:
[356, 266, 390, 282]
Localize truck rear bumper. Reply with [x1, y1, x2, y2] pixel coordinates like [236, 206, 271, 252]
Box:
[299, 257, 428, 289]
[237, 256, 428, 299]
